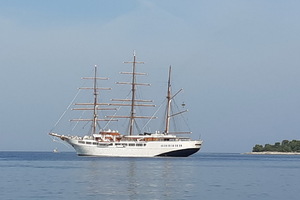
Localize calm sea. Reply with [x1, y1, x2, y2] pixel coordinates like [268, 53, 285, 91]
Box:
[0, 152, 299, 200]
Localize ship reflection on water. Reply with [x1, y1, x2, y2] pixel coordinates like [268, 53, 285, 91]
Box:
[80, 157, 197, 200]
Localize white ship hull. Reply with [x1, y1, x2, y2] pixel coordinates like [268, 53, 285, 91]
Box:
[64, 137, 202, 157]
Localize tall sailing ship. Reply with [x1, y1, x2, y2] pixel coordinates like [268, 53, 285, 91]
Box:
[49, 53, 202, 157]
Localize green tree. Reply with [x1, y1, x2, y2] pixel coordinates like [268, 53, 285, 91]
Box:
[282, 140, 289, 146]
[264, 144, 274, 151]
[252, 140, 300, 152]
[290, 140, 300, 152]
[253, 144, 264, 152]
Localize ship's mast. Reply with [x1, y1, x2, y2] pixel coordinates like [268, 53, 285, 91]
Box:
[129, 53, 137, 135]
[92, 66, 98, 135]
[165, 66, 172, 134]
[124, 52, 149, 135]
[163, 66, 189, 135]
[109, 52, 155, 136]
[71, 66, 114, 136]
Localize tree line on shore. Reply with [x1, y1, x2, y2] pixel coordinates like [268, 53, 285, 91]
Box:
[252, 140, 300, 152]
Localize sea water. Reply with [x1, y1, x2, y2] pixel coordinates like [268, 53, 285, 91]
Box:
[0, 152, 299, 200]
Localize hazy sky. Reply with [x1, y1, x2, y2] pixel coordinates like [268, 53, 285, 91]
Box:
[1, 0, 300, 153]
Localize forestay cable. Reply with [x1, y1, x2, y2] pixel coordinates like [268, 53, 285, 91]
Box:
[50, 89, 81, 132]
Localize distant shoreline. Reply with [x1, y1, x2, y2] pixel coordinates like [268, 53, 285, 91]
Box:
[244, 152, 300, 155]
